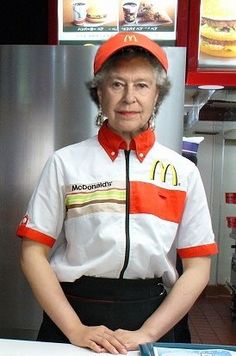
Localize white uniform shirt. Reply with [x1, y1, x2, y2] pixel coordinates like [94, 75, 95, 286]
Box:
[17, 124, 218, 287]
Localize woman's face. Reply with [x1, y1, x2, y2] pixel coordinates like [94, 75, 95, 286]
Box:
[97, 56, 159, 142]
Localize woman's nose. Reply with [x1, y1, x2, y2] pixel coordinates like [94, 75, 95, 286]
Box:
[123, 85, 136, 104]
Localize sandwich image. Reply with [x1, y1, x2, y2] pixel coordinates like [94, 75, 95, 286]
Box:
[86, 3, 107, 23]
[138, 1, 172, 23]
[200, 0, 236, 57]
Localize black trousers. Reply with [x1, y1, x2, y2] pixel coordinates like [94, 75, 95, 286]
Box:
[37, 276, 174, 343]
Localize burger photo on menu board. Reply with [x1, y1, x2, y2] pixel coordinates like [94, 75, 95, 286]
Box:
[200, 0, 236, 57]
[86, 2, 107, 23]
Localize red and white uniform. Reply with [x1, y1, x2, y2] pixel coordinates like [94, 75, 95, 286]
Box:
[17, 124, 218, 287]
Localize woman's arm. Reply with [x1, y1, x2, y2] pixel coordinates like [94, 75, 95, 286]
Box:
[20, 238, 127, 354]
[142, 256, 211, 338]
[114, 256, 211, 350]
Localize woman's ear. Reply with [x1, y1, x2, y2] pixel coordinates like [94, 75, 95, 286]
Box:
[97, 87, 102, 105]
[155, 87, 160, 103]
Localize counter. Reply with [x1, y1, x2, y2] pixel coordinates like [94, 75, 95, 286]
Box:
[0, 338, 139, 356]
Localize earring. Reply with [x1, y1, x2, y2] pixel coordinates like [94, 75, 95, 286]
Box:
[96, 105, 105, 127]
[148, 109, 156, 131]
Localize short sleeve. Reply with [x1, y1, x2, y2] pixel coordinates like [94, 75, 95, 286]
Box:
[16, 154, 65, 247]
[177, 166, 218, 258]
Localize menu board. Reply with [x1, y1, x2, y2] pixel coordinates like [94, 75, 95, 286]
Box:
[58, 0, 177, 43]
[198, 0, 236, 69]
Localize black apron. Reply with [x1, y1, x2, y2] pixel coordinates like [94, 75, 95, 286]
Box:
[37, 276, 174, 343]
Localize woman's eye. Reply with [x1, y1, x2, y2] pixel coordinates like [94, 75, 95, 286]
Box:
[137, 83, 148, 89]
[112, 81, 123, 89]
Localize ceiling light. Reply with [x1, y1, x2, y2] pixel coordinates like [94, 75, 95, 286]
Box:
[198, 85, 224, 90]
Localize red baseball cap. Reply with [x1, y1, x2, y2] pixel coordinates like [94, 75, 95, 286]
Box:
[94, 32, 168, 74]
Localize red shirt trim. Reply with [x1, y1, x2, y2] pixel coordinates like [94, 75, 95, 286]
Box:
[16, 225, 55, 247]
[178, 243, 219, 258]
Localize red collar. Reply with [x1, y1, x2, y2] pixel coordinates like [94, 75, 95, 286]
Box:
[98, 121, 155, 162]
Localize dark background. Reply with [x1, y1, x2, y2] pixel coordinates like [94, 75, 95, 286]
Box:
[0, 1, 49, 44]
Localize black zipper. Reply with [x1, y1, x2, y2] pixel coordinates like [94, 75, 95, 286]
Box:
[119, 150, 131, 279]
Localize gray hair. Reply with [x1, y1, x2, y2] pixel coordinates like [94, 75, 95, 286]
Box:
[86, 46, 171, 115]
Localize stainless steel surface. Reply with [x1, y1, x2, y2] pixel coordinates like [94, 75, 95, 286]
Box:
[0, 45, 98, 339]
[156, 47, 186, 153]
[0, 45, 185, 339]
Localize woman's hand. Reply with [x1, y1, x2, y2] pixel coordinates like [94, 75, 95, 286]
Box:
[113, 329, 150, 351]
[69, 324, 128, 354]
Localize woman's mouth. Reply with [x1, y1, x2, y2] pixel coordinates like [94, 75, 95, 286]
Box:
[117, 111, 139, 117]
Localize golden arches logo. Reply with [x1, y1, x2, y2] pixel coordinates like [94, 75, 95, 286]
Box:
[124, 34, 138, 43]
[150, 160, 178, 186]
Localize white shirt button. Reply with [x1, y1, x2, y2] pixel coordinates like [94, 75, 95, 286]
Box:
[139, 153, 144, 158]
[111, 151, 116, 156]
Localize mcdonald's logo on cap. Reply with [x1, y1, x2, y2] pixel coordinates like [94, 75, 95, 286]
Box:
[124, 34, 138, 43]
[150, 160, 178, 186]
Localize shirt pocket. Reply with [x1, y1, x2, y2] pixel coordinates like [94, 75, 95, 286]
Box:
[130, 181, 186, 223]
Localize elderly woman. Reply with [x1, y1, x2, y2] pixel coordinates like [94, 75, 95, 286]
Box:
[17, 32, 218, 354]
